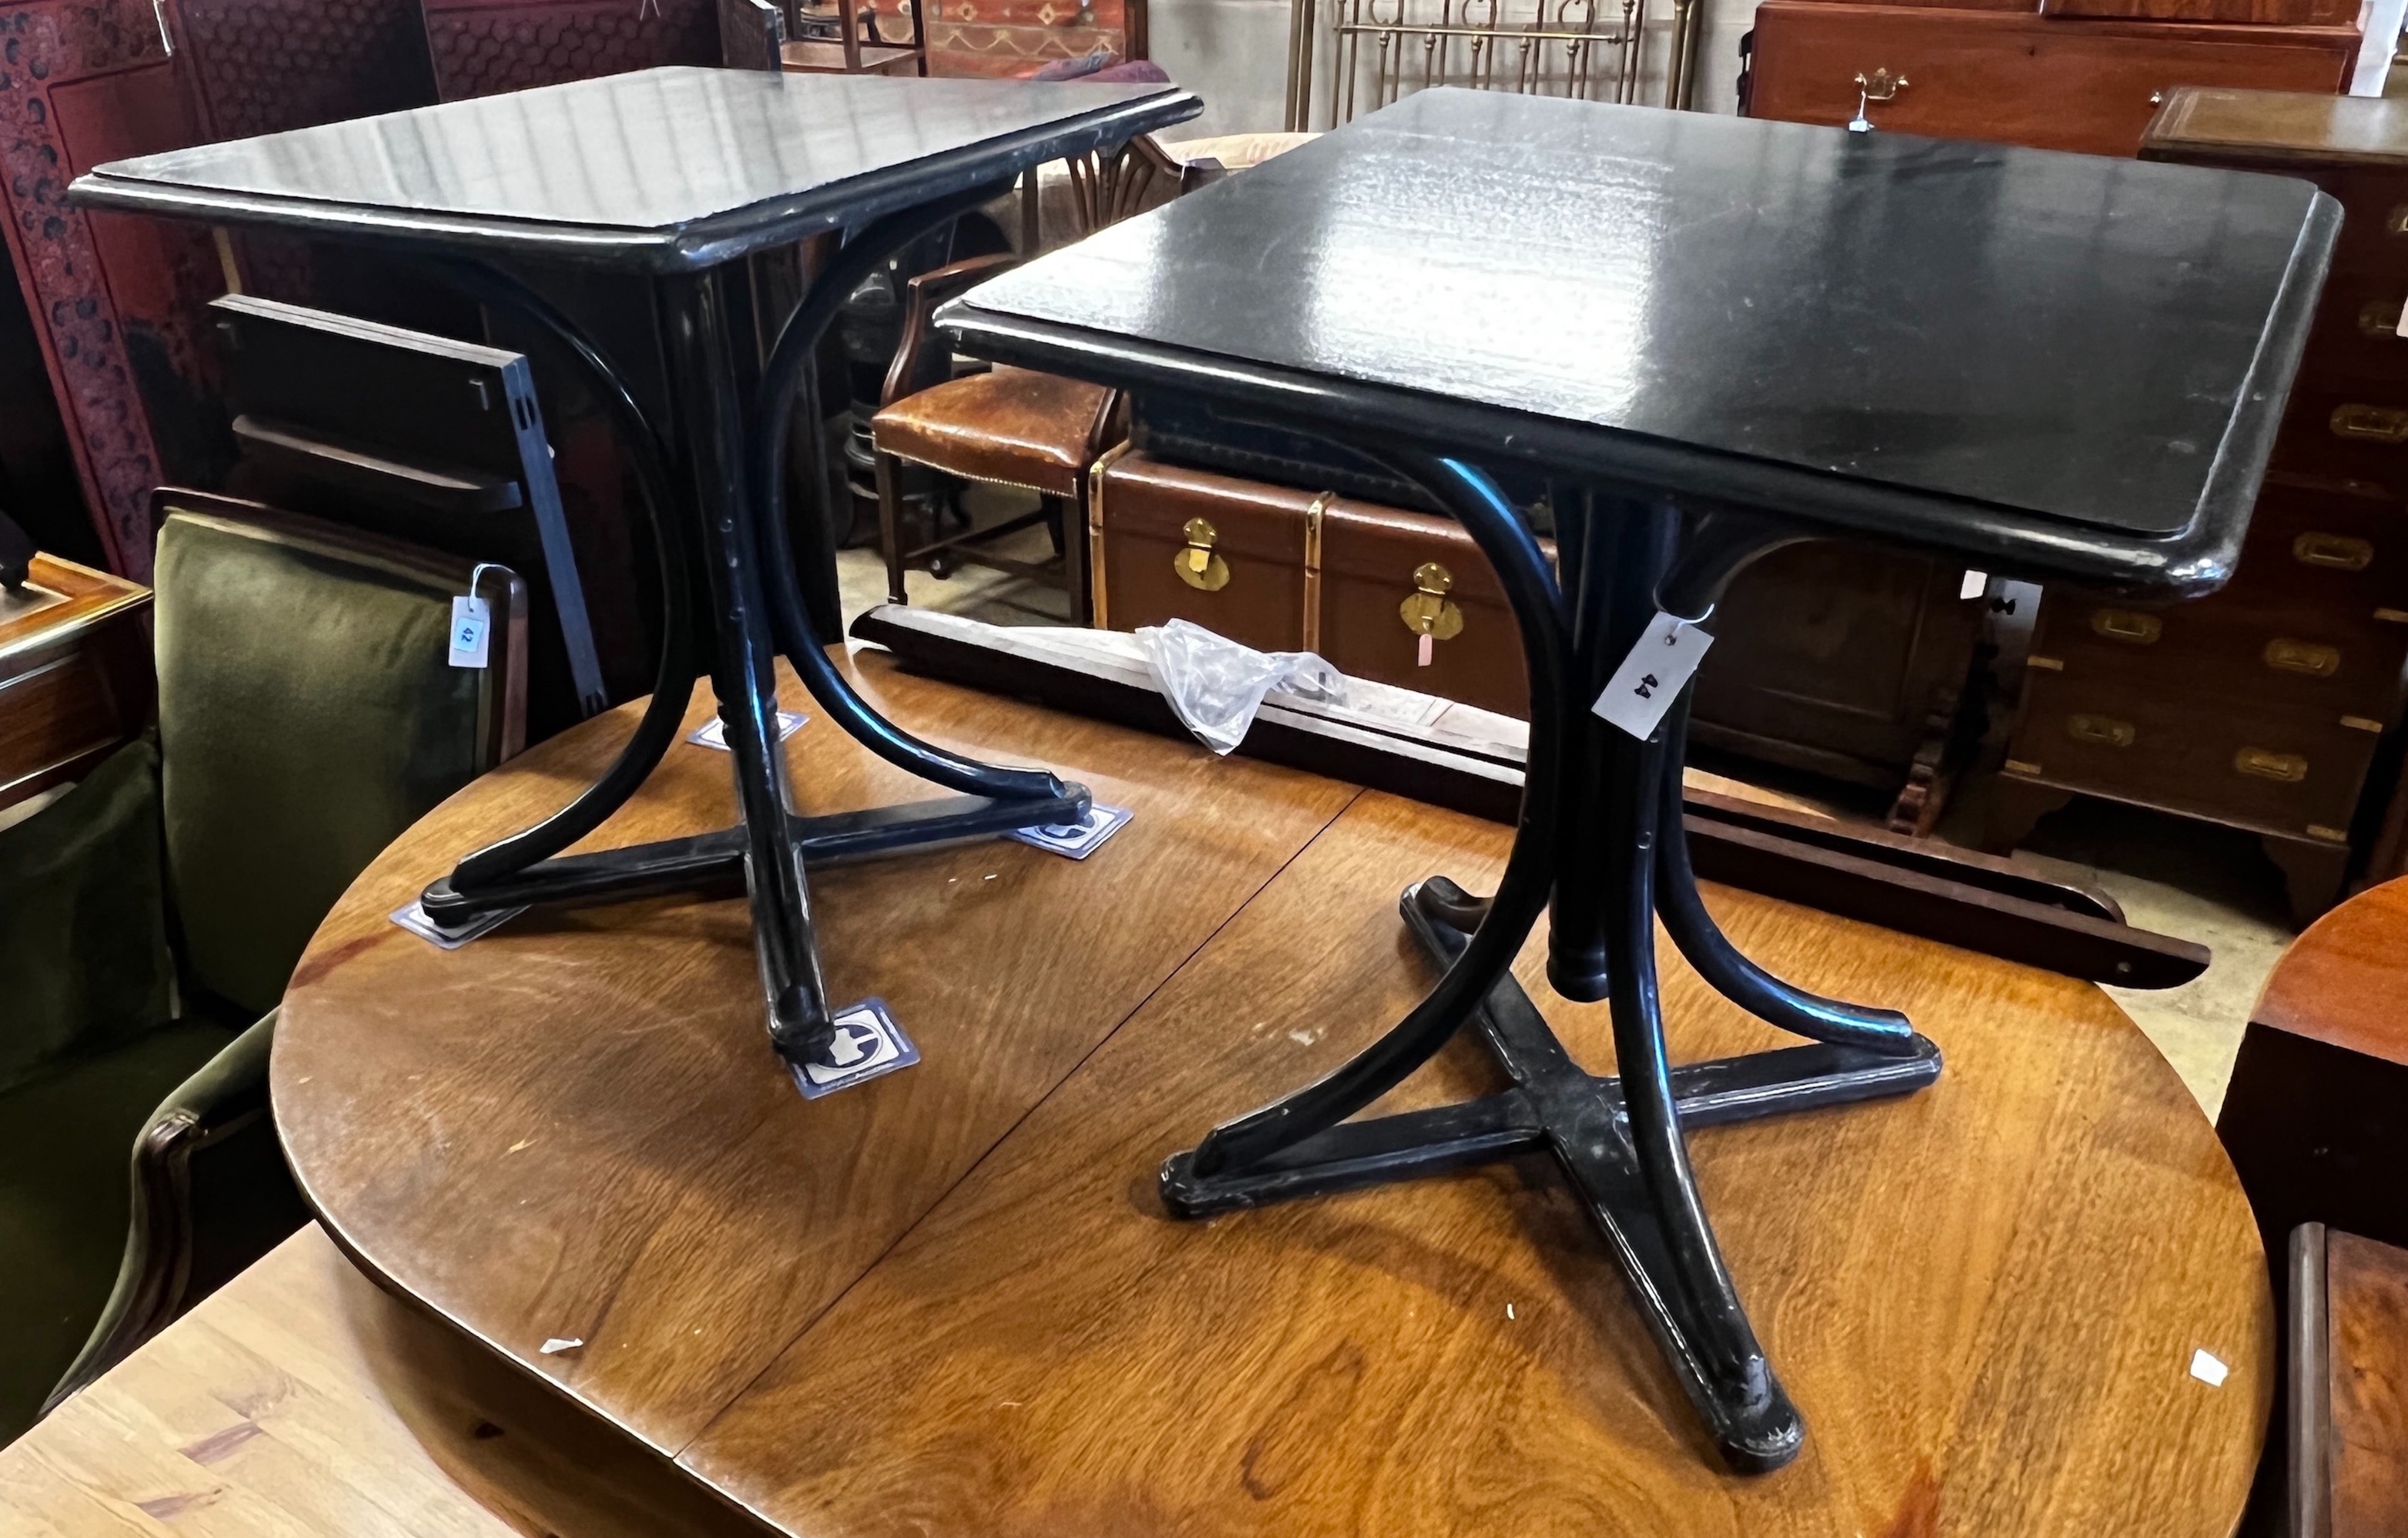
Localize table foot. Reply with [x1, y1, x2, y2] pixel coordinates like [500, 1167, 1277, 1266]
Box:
[1166, 876, 1933, 1472]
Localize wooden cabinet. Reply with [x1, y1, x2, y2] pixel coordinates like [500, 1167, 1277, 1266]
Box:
[0, 554, 152, 815]
[1988, 89, 2408, 924]
[1745, 3, 2359, 158]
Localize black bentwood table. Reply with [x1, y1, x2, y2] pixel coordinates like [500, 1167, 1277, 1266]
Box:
[939, 88, 2336, 1473]
[69, 68, 1200, 1066]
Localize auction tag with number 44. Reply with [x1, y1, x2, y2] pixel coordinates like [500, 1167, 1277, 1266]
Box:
[1591, 612, 1713, 740]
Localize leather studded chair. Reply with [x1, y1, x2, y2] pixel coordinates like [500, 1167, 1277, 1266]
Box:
[870, 135, 1221, 623]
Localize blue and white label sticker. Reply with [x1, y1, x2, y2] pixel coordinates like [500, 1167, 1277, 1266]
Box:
[1006, 804, 1133, 860]
[688, 710, 807, 751]
[390, 897, 524, 949]
[1591, 613, 1714, 740]
[790, 998, 919, 1099]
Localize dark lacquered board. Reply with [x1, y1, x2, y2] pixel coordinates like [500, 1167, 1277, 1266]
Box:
[942, 89, 2339, 593]
[68, 69, 1199, 273]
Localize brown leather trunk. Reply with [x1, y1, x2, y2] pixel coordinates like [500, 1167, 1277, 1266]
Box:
[1093, 452, 1536, 716]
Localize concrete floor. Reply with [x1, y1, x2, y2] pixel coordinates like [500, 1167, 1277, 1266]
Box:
[841, 536, 2292, 1121]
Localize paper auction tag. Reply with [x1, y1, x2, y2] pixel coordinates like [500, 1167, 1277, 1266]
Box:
[1007, 803, 1133, 860]
[448, 595, 491, 668]
[391, 897, 524, 949]
[1591, 613, 1713, 740]
[790, 998, 920, 1099]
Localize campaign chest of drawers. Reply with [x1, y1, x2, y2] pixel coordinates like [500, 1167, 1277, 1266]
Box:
[1986, 88, 2408, 924]
[1743, 1, 2362, 159]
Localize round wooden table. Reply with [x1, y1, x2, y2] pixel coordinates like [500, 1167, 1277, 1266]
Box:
[276, 654, 2273, 1537]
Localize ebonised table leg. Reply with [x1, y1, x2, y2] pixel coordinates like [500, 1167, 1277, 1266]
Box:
[1159, 454, 1942, 1473]
[417, 186, 1091, 1064]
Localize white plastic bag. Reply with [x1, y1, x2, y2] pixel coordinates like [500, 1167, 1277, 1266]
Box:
[1139, 619, 1347, 755]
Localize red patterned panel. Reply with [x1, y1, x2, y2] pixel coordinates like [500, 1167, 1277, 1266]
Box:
[921, 0, 1128, 77]
[420, 0, 717, 100]
[172, 0, 436, 140]
[0, 0, 218, 576]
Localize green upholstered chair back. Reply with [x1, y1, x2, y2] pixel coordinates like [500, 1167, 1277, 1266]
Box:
[150, 493, 527, 1015]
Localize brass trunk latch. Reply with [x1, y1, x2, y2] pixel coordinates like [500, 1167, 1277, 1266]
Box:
[1399, 561, 1465, 641]
[1174, 517, 1230, 591]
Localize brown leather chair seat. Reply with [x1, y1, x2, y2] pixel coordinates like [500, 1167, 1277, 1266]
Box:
[870, 365, 1113, 500]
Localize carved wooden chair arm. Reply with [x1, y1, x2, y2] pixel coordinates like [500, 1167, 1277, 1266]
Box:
[881, 252, 1022, 410]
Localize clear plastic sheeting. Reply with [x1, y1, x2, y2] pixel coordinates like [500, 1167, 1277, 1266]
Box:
[1139, 618, 1348, 754]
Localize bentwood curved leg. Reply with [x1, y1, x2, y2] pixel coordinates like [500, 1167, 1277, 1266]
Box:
[749, 182, 1086, 810]
[1603, 707, 1801, 1470]
[1163, 450, 1568, 1183]
[422, 260, 700, 920]
[1653, 694, 1922, 1055]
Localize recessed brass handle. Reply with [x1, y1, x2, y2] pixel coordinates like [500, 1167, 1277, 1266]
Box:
[2330, 404, 2408, 443]
[2066, 713, 2135, 748]
[2263, 637, 2341, 677]
[1173, 516, 1230, 592]
[2293, 531, 2374, 571]
[2089, 609, 2161, 644]
[2360, 299, 2406, 337]
[2387, 205, 2408, 236]
[1398, 561, 1465, 640]
[2234, 747, 2308, 783]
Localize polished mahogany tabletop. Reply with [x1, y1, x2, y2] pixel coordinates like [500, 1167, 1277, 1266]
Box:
[67, 69, 1199, 271]
[943, 89, 2339, 593]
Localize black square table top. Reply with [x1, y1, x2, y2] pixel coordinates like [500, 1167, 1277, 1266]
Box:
[68, 68, 1200, 275]
[941, 89, 2340, 594]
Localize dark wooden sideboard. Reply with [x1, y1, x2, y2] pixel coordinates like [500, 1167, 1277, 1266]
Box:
[1744, 0, 2360, 158]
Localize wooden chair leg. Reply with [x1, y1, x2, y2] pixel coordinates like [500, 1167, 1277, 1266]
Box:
[875, 450, 909, 606]
[1056, 484, 1092, 626]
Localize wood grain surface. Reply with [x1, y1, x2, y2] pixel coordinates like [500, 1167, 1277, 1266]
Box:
[687, 790, 2272, 1538]
[272, 650, 1357, 1455]
[2250, 875, 2408, 1062]
[0, 1226, 764, 1536]
[2326, 1229, 2408, 1538]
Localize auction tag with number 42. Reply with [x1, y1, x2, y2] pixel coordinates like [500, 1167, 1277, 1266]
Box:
[449, 594, 491, 669]
[1591, 612, 1713, 740]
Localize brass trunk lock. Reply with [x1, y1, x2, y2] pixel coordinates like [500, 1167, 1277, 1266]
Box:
[1173, 517, 1230, 591]
[1399, 561, 1466, 641]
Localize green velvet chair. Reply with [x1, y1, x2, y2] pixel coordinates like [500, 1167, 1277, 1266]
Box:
[1, 491, 526, 1442]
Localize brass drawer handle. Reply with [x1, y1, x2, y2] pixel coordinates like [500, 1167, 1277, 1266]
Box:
[2263, 637, 2341, 677]
[2089, 609, 2160, 644]
[2389, 205, 2408, 236]
[2329, 404, 2408, 443]
[2066, 713, 2135, 748]
[2360, 299, 2406, 337]
[1847, 69, 1905, 133]
[2234, 747, 2308, 783]
[1397, 561, 1464, 641]
[2293, 531, 2373, 571]
[1173, 517, 1230, 592]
